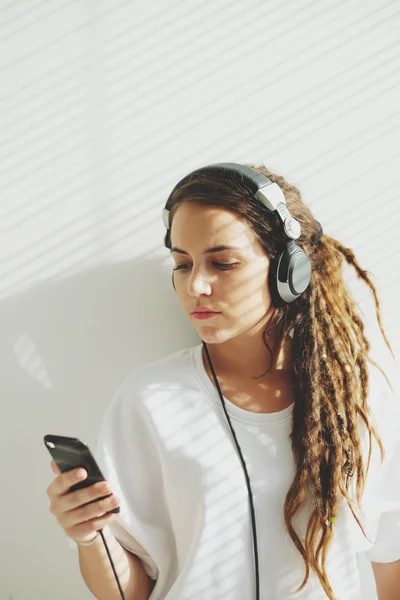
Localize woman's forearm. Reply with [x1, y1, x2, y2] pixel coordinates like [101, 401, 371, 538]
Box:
[77, 524, 155, 600]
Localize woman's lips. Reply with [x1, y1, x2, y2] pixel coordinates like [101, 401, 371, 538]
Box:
[192, 312, 219, 320]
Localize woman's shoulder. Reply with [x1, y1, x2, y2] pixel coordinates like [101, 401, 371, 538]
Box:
[109, 343, 200, 410]
[127, 343, 198, 383]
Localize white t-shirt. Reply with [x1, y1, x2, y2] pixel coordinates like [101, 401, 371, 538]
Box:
[71, 342, 400, 599]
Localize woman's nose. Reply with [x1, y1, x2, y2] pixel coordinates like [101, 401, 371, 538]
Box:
[187, 271, 212, 294]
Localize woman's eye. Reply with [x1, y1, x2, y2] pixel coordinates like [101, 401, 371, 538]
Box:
[173, 262, 238, 271]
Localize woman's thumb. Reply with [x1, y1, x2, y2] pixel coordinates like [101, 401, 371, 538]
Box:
[50, 459, 62, 475]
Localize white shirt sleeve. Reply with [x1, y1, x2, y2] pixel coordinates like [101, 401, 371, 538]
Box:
[66, 376, 165, 582]
[364, 437, 400, 562]
[364, 369, 400, 563]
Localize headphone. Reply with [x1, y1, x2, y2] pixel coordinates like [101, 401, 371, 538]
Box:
[162, 163, 323, 599]
[163, 162, 322, 307]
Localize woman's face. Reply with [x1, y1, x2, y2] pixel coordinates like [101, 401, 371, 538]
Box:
[170, 202, 274, 344]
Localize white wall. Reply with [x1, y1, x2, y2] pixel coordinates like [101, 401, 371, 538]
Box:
[1, 1, 399, 598]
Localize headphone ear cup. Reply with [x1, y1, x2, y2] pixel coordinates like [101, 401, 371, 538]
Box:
[269, 246, 311, 305]
[284, 246, 311, 297]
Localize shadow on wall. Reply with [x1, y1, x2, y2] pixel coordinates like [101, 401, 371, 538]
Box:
[1, 256, 200, 432]
[0, 257, 199, 598]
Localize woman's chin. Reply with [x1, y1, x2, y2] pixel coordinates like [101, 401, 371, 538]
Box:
[197, 328, 231, 345]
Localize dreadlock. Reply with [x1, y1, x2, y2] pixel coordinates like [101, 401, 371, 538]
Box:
[163, 163, 395, 599]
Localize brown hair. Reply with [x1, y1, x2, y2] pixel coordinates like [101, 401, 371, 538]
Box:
[163, 164, 395, 599]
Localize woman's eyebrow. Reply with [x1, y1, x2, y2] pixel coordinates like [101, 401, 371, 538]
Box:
[170, 245, 243, 255]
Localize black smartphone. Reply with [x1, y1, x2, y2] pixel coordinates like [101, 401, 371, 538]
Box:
[44, 434, 120, 514]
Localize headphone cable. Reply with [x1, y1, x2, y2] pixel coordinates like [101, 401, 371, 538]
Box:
[98, 528, 126, 600]
[203, 341, 260, 600]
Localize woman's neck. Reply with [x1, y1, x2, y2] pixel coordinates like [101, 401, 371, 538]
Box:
[202, 331, 293, 382]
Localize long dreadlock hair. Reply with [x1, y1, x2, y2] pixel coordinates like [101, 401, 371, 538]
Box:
[162, 164, 395, 599]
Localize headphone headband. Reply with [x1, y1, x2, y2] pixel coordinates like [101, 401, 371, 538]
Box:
[163, 162, 307, 241]
[166, 162, 272, 198]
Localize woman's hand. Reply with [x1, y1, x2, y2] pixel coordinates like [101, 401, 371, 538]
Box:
[46, 459, 120, 544]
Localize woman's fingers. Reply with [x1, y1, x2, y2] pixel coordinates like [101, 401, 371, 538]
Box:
[46, 464, 119, 544]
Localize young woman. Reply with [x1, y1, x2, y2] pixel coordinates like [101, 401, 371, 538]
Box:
[47, 163, 400, 600]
